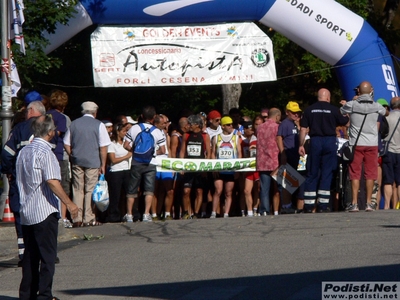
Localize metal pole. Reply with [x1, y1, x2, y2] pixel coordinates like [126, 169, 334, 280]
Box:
[0, 0, 14, 219]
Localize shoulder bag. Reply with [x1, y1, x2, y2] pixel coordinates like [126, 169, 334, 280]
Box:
[379, 117, 400, 157]
[342, 114, 367, 162]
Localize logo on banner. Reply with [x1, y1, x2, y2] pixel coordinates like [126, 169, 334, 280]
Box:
[227, 26, 239, 38]
[286, 0, 350, 41]
[124, 30, 136, 40]
[99, 53, 115, 67]
[251, 49, 270, 67]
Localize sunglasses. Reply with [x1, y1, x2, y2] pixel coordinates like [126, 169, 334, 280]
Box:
[224, 123, 233, 127]
[262, 115, 268, 119]
[215, 119, 221, 122]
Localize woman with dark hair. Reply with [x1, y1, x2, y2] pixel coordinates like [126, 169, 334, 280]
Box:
[106, 123, 132, 222]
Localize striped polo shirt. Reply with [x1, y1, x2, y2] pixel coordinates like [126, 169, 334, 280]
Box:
[16, 138, 61, 225]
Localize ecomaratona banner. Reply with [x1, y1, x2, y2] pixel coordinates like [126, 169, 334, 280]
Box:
[91, 22, 276, 87]
[155, 157, 256, 172]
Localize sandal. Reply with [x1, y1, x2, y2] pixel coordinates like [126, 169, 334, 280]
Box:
[84, 219, 103, 226]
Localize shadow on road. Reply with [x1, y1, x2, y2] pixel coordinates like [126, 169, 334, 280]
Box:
[52, 264, 400, 299]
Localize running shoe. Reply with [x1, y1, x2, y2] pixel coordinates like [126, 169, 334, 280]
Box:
[152, 215, 161, 221]
[181, 213, 191, 220]
[63, 219, 73, 228]
[142, 214, 153, 222]
[347, 204, 359, 212]
[123, 214, 133, 222]
[281, 206, 297, 214]
[365, 202, 376, 212]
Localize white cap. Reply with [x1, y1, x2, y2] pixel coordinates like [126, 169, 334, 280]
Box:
[126, 116, 137, 124]
[81, 101, 98, 112]
[102, 120, 113, 127]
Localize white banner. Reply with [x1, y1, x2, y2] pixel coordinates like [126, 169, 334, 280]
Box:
[91, 22, 276, 87]
[155, 157, 256, 172]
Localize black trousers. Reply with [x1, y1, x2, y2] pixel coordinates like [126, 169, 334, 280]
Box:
[20, 213, 58, 300]
[106, 169, 130, 222]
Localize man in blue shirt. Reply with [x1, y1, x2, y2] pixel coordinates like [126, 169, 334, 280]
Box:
[277, 101, 302, 214]
[299, 89, 349, 212]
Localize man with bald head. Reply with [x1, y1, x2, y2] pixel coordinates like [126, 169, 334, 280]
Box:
[379, 96, 400, 209]
[340, 81, 386, 212]
[299, 88, 349, 212]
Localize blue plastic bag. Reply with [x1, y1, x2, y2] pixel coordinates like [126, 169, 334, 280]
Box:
[92, 174, 109, 212]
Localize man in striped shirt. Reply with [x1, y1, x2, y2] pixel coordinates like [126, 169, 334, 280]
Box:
[16, 115, 78, 300]
[1, 100, 46, 264]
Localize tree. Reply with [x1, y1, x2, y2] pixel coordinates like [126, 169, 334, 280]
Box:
[222, 84, 242, 114]
[11, 0, 78, 87]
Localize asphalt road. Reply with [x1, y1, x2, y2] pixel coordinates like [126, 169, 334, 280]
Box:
[1, 210, 400, 300]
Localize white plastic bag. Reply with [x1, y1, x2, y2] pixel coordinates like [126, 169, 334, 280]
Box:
[92, 174, 109, 212]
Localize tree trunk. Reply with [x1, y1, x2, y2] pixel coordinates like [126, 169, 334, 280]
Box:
[382, 0, 399, 28]
[221, 84, 242, 115]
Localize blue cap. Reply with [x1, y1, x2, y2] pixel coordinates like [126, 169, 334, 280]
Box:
[24, 91, 43, 104]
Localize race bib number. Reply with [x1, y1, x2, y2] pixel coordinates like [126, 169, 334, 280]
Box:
[243, 146, 249, 157]
[219, 148, 233, 159]
[187, 144, 201, 157]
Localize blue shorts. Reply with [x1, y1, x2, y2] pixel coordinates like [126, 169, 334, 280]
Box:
[156, 171, 174, 181]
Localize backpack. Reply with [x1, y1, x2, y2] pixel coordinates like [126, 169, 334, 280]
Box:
[379, 115, 389, 139]
[133, 123, 156, 164]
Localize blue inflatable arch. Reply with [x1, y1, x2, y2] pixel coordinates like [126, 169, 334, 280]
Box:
[46, 0, 399, 101]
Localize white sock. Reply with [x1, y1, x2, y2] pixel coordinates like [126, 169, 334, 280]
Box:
[152, 213, 157, 217]
[274, 211, 279, 215]
[247, 211, 253, 216]
[165, 212, 170, 217]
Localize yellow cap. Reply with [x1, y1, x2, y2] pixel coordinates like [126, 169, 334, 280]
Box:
[286, 101, 302, 112]
[221, 116, 233, 126]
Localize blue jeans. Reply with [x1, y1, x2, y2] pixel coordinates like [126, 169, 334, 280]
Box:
[259, 171, 273, 214]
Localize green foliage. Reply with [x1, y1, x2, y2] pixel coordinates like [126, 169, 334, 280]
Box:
[338, 0, 373, 19]
[240, 107, 259, 120]
[11, 0, 78, 87]
[166, 86, 221, 120]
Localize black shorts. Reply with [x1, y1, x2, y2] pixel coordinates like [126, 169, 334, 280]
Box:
[183, 173, 208, 189]
[213, 172, 235, 182]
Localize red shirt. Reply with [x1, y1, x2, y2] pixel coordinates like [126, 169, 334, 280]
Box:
[256, 119, 279, 171]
